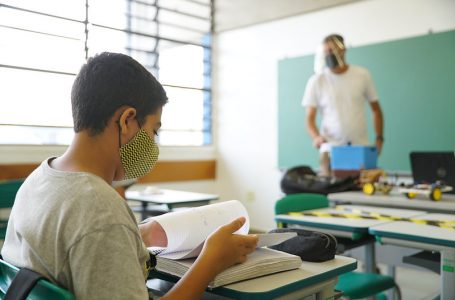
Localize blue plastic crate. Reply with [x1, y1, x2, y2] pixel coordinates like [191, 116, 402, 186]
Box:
[330, 145, 378, 170]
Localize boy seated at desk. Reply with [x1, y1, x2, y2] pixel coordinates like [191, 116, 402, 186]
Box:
[2, 53, 258, 300]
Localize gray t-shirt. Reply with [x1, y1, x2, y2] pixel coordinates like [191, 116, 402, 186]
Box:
[2, 158, 150, 300]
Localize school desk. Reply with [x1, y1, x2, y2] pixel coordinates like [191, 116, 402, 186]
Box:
[328, 191, 455, 214]
[369, 213, 455, 300]
[275, 205, 425, 274]
[125, 184, 219, 219]
[147, 255, 357, 300]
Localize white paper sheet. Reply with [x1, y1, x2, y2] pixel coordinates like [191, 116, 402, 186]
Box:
[150, 200, 249, 259]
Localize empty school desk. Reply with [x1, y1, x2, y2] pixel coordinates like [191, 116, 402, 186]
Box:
[369, 213, 455, 300]
[147, 255, 357, 300]
[125, 184, 219, 220]
[328, 191, 455, 214]
[275, 205, 425, 273]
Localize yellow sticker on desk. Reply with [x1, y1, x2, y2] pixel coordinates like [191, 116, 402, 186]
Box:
[287, 210, 455, 230]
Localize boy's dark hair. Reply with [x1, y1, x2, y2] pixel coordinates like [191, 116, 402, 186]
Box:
[71, 52, 168, 135]
[323, 34, 344, 46]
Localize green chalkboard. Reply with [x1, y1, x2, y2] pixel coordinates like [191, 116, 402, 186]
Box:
[278, 30, 455, 171]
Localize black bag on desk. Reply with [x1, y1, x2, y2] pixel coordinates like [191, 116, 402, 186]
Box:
[268, 228, 337, 262]
[280, 165, 358, 195]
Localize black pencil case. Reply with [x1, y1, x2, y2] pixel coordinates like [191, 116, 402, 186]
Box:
[268, 228, 337, 262]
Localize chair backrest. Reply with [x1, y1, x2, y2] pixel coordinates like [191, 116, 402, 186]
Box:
[0, 179, 25, 209]
[275, 193, 329, 215]
[0, 259, 75, 300]
[0, 179, 25, 240]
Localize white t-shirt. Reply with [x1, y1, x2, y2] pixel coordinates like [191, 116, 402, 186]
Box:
[302, 65, 379, 146]
[2, 158, 151, 300]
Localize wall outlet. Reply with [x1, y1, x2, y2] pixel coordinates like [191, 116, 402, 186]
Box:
[246, 190, 255, 202]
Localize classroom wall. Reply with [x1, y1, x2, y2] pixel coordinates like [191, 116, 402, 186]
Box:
[0, 143, 218, 193]
[213, 0, 455, 231]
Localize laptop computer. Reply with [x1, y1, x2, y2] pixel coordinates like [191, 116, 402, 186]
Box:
[410, 151, 455, 194]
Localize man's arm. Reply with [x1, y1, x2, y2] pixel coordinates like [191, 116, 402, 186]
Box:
[305, 106, 325, 148]
[370, 101, 384, 154]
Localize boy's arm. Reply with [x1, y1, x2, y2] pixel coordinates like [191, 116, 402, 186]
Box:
[161, 255, 219, 299]
[160, 217, 258, 300]
[139, 219, 214, 298]
[139, 220, 167, 247]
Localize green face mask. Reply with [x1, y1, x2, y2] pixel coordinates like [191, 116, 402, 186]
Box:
[119, 129, 159, 180]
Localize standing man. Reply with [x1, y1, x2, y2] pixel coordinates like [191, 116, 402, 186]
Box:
[302, 34, 384, 176]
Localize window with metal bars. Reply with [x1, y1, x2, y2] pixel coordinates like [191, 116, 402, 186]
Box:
[0, 0, 213, 146]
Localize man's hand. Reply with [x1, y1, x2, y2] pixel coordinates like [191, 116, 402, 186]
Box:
[313, 135, 326, 148]
[198, 217, 258, 275]
[375, 138, 383, 155]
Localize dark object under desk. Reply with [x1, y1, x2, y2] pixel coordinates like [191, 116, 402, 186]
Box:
[402, 250, 441, 274]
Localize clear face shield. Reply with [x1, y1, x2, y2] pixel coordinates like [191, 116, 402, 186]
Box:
[324, 36, 346, 69]
[314, 44, 326, 73]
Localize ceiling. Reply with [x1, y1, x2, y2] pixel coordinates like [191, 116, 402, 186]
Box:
[214, 0, 362, 32]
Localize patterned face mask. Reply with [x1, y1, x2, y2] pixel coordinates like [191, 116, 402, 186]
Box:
[119, 129, 159, 180]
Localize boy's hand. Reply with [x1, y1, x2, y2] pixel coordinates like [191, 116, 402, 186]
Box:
[139, 220, 167, 247]
[162, 217, 258, 299]
[199, 217, 258, 274]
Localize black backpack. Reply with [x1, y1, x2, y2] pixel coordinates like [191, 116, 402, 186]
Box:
[280, 165, 359, 195]
[268, 228, 337, 262]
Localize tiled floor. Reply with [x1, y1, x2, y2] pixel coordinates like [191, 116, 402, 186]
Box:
[356, 263, 441, 300]
[391, 266, 439, 300]
[347, 243, 441, 300]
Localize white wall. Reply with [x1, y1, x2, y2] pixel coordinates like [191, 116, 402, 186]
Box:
[215, 0, 359, 32]
[213, 0, 455, 231]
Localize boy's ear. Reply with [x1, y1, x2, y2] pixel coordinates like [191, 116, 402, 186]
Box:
[117, 107, 137, 133]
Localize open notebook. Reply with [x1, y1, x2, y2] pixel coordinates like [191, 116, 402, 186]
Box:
[148, 200, 301, 288]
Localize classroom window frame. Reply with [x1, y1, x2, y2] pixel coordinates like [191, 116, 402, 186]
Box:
[0, 0, 214, 147]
